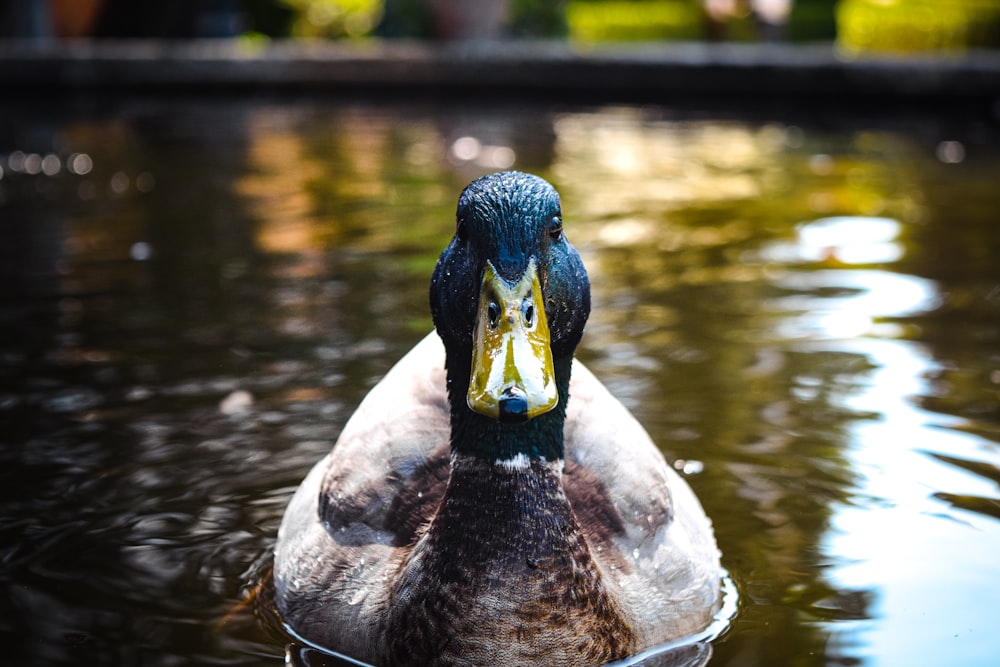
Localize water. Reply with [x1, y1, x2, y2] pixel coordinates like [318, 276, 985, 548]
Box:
[1, 97, 998, 666]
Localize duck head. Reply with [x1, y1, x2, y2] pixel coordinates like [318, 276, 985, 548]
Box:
[430, 172, 590, 442]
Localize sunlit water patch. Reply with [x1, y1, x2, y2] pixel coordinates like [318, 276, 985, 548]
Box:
[755, 215, 1000, 664]
[821, 339, 1000, 666]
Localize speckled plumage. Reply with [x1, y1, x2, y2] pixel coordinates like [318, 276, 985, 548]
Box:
[273, 173, 721, 666]
[382, 454, 632, 666]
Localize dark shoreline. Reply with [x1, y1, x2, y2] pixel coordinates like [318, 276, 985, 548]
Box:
[2, 40, 998, 102]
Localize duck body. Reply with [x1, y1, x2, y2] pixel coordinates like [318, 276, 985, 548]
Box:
[273, 172, 721, 666]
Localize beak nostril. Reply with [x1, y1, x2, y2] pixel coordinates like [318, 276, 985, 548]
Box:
[487, 300, 500, 329]
[498, 386, 529, 423]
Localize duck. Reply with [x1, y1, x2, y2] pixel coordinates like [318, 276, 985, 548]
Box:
[273, 171, 722, 666]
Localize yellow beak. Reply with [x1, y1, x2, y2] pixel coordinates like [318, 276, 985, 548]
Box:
[467, 258, 558, 423]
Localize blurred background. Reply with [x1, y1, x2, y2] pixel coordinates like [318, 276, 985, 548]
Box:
[1, 2, 999, 667]
[1, 0, 999, 51]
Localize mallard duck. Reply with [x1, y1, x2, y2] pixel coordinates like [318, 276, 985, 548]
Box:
[273, 171, 721, 666]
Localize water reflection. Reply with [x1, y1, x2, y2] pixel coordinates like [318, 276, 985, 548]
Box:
[771, 269, 938, 340]
[0, 98, 998, 666]
[821, 338, 1000, 666]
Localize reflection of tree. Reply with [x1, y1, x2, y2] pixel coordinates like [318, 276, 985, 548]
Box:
[232, 102, 562, 364]
[889, 142, 1000, 522]
[896, 148, 1000, 426]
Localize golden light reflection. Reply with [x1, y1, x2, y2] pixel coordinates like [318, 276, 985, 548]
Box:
[762, 216, 905, 266]
[337, 108, 391, 192]
[237, 113, 326, 264]
[237, 107, 458, 267]
[552, 112, 776, 242]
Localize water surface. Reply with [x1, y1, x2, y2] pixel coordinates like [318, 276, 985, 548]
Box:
[1, 98, 998, 666]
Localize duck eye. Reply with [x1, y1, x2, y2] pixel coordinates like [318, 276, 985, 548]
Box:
[487, 300, 500, 329]
[549, 215, 563, 241]
[522, 301, 534, 327]
[456, 217, 468, 241]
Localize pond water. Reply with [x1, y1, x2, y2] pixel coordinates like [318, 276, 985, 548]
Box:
[1, 96, 998, 667]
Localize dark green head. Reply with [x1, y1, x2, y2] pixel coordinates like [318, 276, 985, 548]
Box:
[430, 172, 591, 458]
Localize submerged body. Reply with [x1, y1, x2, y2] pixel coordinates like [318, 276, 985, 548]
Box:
[273, 172, 721, 666]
